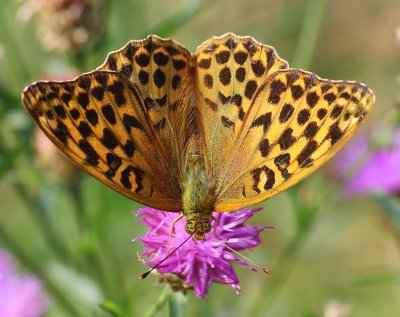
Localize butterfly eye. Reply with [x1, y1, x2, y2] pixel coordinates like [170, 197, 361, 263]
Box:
[185, 222, 195, 234]
[203, 222, 212, 233]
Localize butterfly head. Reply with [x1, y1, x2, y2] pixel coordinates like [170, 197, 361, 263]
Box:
[185, 213, 212, 240]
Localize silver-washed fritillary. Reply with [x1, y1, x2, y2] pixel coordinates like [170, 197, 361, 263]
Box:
[22, 34, 375, 239]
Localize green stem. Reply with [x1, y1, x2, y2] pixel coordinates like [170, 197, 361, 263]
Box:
[291, 0, 327, 69]
[0, 224, 85, 317]
[143, 287, 171, 317]
[67, 178, 89, 234]
[168, 291, 187, 317]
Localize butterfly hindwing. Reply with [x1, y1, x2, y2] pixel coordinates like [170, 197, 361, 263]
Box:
[98, 35, 194, 172]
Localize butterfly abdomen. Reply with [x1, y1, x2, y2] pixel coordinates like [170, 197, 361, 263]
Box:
[182, 152, 214, 240]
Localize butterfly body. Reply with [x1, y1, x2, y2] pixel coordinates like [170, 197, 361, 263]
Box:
[22, 34, 375, 239]
[182, 151, 213, 240]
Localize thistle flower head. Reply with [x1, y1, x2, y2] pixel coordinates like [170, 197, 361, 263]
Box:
[335, 129, 400, 196]
[0, 251, 45, 317]
[134, 207, 269, 298]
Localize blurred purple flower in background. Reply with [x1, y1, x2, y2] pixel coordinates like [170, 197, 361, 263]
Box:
[334, 129, 400, 196]
[134, 207, 269, 298]
[0, 251, 45, 317]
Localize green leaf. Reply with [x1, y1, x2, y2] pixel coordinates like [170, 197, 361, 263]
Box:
[168, 292, 187, 317]
[100, 300, 127, 317]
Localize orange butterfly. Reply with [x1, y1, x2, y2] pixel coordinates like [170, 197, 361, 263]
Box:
[22, 34, 375, 239]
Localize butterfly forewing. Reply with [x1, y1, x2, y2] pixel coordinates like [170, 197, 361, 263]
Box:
[209, 69, 375, 211]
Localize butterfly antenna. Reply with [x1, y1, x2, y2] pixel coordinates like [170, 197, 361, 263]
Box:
[211, 235, 271, 274]
[139, 233, 194, 280]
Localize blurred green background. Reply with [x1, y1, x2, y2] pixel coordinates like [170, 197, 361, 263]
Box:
[1, 0, 400, 316]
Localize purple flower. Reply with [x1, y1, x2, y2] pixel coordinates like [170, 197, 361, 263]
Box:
[0, 251, 45, 317]
[334, 129, 400, 196]
[134, 207, 269, 298]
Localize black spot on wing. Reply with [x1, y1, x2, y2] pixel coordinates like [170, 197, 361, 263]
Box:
[279, 104, 294, 124]
[100, 128, 118, 150]
[204, 74, 213, 88]
[85, 109, 98, 126]
[70, 109, 81, 120]
[303, 122, 318, 139]
[297, 109, 310, 125]
[54, 105, 67, 119]
[327, 122, 343, 145]
[135, 53, 150, 67]
[138, 70, 149, 85]
[259, 139, 270, 157]
[101, 104, 117, 125]
[153, 69, 166, 88]
[235, 67, 246, 82]
[79, 139, 99, 166]
[172, 74, 181, 90]
[123, 139, 136, 157]
[216, 50, 230, 64]
[245, 80, 257, 99]
[172, 59, 186, 70]
[221, 116, 234, 128]
[219, 67, 231, 85]
[268, 79, 286, 104]
[317, 108, 327, 120]
[105, 153, 122, 178]
[123, 114, 143, 131]
[251, 166, 275, 193]
[205, 98, 217, 112]
[78, 121, 93, 137]
[77, 92, 89, 109]
[156, 94, 167, 106]
[153, 118, 166, 131]
[251, 112, 272, 132]
[120, 165, 145, 193]
[297, 140, 318, 166]
[306, 92, 319, 108]
[53, 120, 71, 145]
[278, 128, 296, 150]
[234, 51, 248, 65]
[91, 86, 105, 101]
[153, 52, 169, 66]
[108, 80, 125, 106]
[251, 60, 265, 77]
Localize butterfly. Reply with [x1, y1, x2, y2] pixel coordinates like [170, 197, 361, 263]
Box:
[22, 33, 375, 240]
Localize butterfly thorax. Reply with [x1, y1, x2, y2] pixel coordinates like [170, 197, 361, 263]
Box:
[182, 151, 214, 240]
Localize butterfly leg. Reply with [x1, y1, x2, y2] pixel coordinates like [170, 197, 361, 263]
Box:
[211, 215, 223, 240]
[168, 213, 185, 250]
